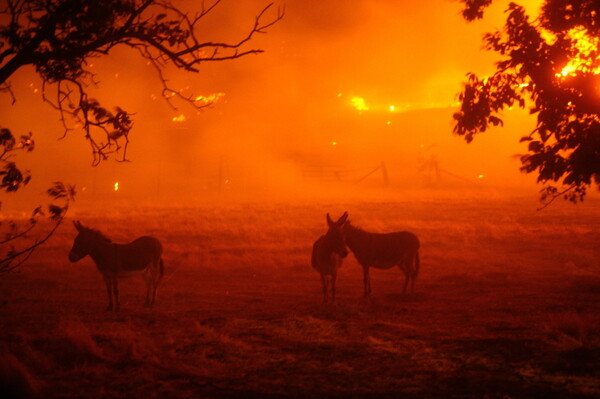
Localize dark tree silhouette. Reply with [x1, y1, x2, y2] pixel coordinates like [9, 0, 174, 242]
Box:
[0, 0, 282, 272]
[1, 0, 282, 165]
[454, 0, 600, 207]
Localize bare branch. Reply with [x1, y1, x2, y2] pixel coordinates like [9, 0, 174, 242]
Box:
[0, 182, 74, 274]
[0, 82, 16, 104]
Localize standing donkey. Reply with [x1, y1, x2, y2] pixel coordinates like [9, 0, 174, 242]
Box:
[311, 212, 349, 303]
[68, 221, 164, 311]
[343, 218, 420, 297]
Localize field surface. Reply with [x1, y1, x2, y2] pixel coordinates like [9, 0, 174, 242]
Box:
[1, 196, 599, 398]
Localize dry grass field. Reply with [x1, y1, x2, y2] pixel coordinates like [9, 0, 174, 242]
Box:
[1, 195, 599, 398]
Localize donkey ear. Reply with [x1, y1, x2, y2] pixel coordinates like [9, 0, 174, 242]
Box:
[326, 213, 334, 227]
[73, 220, 82, 231]
[338, 211, 349, 224]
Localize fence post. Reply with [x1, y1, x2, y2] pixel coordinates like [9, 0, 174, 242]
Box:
[381, 162, 389, 186]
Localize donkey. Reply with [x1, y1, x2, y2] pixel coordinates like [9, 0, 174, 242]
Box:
[311, 212, 349, 303]
[343, 219, 420, 297]
[68, 221, 164, 311]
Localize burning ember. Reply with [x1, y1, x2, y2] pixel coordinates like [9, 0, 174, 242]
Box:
[195, 92, 226, 106]
[351, 96, 369, 112]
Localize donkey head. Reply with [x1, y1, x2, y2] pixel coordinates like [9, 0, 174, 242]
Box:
[68, 221, 94, 262]
[326, 211, 349, 258]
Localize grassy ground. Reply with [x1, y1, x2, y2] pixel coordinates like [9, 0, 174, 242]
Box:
[1, 196, 599, 398]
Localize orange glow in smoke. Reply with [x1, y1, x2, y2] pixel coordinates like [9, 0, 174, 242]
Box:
[114, 182, 119, 191]
[172, 114, 186, 122]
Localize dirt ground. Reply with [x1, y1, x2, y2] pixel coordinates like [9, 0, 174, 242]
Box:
[1, 195, 599, 398]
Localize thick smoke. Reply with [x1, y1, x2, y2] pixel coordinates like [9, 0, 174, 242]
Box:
[1, 0, 545, 211]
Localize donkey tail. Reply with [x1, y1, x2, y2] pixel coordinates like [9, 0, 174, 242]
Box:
[159, 258, 165, 280]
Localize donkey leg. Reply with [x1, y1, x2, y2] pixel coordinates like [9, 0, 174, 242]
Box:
[103, 275, 113, 311]
[151, 280, 158, 306]
[401, 272, 410, 295]
[320, 274, 328, 303]
[399, 263, 410, 295]
[363, 266, 371, 297]
[112, 278, 120, 311]
[151, 266, 159, 306]
[331, 272, 337, 303]
[143, 267, 153, 307]
[410, 255, 417, 293]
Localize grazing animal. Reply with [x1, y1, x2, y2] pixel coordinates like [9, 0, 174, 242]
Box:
[343, 220, 420, 297]
[68, 221, 164, 311]
[311, 212, 349, 303]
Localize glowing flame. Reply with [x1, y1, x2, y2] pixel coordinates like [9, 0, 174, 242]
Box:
[195, 92, 226, 106]
[559, 64, 578, 77]
[351, 96, 369, 112]
[478, 174, 485, 179]
[389, 105, 395, 112]
[172, 114, 186, 122]
[114, 182, 119, 191]
[554, 27, 600, 77]
[332, 141, 337, 146]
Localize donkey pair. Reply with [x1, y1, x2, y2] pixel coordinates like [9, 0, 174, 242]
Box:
[312, 212, 420, 303]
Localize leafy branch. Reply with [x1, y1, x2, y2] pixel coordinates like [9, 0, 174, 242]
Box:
[455, 0, 600, 206]
[1, 182, 76, 274]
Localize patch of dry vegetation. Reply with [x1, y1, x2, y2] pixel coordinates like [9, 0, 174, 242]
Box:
[1, 196, 599, 398]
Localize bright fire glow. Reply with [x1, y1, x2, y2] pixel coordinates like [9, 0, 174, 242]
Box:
[555, 26, 600, 77]
[114, 182, 119, 191]
[195, 92, 226, 106]
[389, 105, 395, 112]
[351, 96, 369, 112]
[478, 174, 485, 179]
[172, 114, 186, 122]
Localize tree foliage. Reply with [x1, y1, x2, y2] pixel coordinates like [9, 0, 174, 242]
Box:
[454, 0, 600, 207]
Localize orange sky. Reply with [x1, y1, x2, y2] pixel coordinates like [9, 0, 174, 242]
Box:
[1, 0, 548, 210]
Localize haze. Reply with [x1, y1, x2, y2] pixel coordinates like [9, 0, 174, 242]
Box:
[1, 0, 549, 211]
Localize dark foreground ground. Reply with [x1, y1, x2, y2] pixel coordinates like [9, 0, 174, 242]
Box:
[1, 196, 599, 398]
